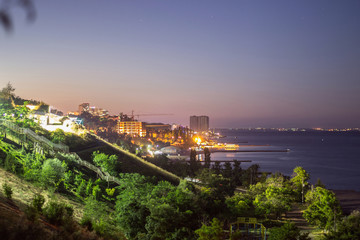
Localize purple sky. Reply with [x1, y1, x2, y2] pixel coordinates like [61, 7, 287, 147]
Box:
[1, 0, 360, 128]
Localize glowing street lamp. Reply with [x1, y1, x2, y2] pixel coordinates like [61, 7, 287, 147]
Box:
[194, 137, 202, 145]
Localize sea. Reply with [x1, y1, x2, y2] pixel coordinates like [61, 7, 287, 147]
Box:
[209, 130, 360, 191]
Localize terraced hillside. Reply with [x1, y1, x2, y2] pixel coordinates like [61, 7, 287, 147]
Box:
[0, 119, 180, 184]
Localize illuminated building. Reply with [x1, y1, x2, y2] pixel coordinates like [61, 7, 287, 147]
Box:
[78, 103, 109, 117]
[190, 115, 209, 132]
[88, 106, 109, 117]
[118, 121, 146, 137]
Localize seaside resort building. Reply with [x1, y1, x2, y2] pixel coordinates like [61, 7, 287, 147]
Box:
[118, 121, 146, 137]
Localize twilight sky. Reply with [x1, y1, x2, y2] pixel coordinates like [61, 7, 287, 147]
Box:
[1, 0, 360, 128]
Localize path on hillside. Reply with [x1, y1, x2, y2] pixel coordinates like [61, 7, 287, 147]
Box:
[283, 205, 310, 230]
[89, 133, 181, 184]
[283, 204, 324, 239]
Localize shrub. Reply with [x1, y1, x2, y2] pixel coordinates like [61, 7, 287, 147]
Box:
[41, 158, 65, 188]
[324, 210, 360, 240]
[80, 216, 93, 231]
[43, 201, 73, 225]
[25, 205, 39, 221]
[32, 193, 45, 212]
[269, 222, 310, 240]
[2, 182, 13, 199]
[82, 197, 124, 239]
[195, 218, 224, 240]
[76, 179, 87, 197]
[92, 185, 101, 200]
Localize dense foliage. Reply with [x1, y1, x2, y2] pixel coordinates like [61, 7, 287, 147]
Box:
[303, 187, 342, 231]
[324, 210, 360, 240]
[268, 222, 310, 240]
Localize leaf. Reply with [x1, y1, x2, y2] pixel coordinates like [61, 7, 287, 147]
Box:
[0, 11, 12, 32]
[18, 0, 36, 21]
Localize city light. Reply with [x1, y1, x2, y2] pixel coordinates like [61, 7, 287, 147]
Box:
[193, 136, 202, 145]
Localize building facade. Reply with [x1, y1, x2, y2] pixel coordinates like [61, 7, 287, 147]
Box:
[118, 121, 146, 137]
[78, 103, 108, 117]
[190, 115, 209, 132]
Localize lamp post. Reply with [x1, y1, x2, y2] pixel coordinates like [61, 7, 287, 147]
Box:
[302, 181, 305, 203]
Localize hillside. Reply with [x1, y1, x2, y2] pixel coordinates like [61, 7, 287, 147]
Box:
[0, 168, 104, 240]
[0, 118, 180, 184]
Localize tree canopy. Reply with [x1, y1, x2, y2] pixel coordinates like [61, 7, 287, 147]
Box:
[303, 187, 342, 231]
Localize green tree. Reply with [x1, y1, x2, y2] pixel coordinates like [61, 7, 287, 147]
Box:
[76, 179, 87, 197]
[115, 174, 198, 239]
[222, 162, 233, 179]
[291, 166, 310, 203]
[225, 192, 251, 219]
[315, 178, 326, 188]
[253, 185, 293, 219]
[250, 173, 294, 219]
[198, 168, 235, 198]
[92, 185, 101, 200]
[145, 181, 198, 239]
[243, 164, 260, 186]
[212, 161, 221, 175]
[26, 193, 46, 221]
[50, 128, 66, 144]
[4, 149, 22, 174]
[85, 178, 93, 196]
[81, 196, 124, 239]
[31, 193, 45, 212]
[115, 174, 153, 239]
[41, 158, 65, 188]
[43, 201, 73, 225]
[303, 187, 342, 231]
[189, 149, 199, 176]
[21, 152, 44, 181]
[195, 218, 224, 240]
[324, 210, 360, 240]
[92, 151, 118, 176]
[204, 147, 211, 168]
[2, 182, 13, 199]
[0, 82, 15, 104]
[197, 169, 235, 219]
[232, 160, 242, 186]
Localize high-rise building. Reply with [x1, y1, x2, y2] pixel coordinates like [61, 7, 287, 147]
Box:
[190, 115, 209, 132]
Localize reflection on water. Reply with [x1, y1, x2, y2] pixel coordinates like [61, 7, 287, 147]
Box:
[226, 154, 236, 158]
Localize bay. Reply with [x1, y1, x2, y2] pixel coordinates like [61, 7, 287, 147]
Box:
[210, 130, 360, 191]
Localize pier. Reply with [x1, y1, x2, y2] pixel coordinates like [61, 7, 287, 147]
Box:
[210, 149, 290, 153]
[185, 160, 252, 163]
[191, 149, 290, 154]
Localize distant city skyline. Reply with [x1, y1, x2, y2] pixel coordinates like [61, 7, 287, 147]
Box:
[1, 1, 360, 128]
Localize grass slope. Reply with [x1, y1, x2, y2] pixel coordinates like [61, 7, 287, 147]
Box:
[0, 167, 85, 221]
[76, 133, 181, 184]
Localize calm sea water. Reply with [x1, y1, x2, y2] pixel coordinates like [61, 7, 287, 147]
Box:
[211, 130, 360, 191]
